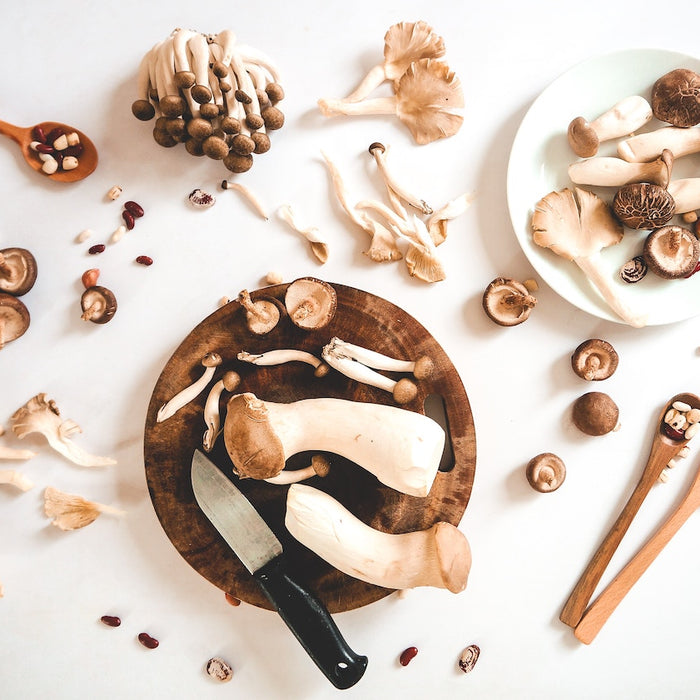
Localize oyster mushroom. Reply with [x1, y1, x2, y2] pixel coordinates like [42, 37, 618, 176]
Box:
[0, 293, 30, 348]
[651, 68, 700, 127]
[80, 286, 117, 324]
[525, 453, 566, 493]
[571, 339, 619, 381]
[43, 486, 125, 531]
[568, 150, 674, 189]
[612, 183, 675, 230]
[0, 247, 37, 296]
[318, 58, 464, 145]
[284, 278, 337, 330]
[643, 225, 700, 279]
[482, 277, 536, 327]
[277, 205, 329, 264]
[237, 289, 284, 335]
[572, 392, 620, 436]
[0, 469, 34, 491]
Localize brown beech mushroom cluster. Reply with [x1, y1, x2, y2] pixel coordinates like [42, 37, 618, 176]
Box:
[317, 21, 463, 145]
[0, 247, 37, 349]
[132, 28, 285, 174]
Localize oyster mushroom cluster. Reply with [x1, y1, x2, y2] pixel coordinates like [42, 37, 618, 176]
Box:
[317, 21, 464, 145]
[131, 28, 285, 174]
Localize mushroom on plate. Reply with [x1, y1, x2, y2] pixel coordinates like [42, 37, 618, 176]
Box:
[0, 248, 37, 296]
[0, 294, 30, 348]
[643, 225, 700, 279]
[617, 126, 700, 163]
[571, 339, 619, 381]
[612, 182, 675, 230]
[568, 150, 674, 189]
[651, 68, 700, 127]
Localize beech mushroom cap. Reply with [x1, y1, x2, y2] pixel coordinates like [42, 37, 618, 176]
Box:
[526, 453, 566, 493]
[651, 68, 700, 127]
[131, 99, 156, 121]
[285, 278, 337, 330]
[223, 393, 285, 479]
[80, 285, 117, 324]
[612, 182, 675, 229]
[643, 225, 700, 279]
[0, 293, 30, 347]
[567, 116, 599, 159]
[571, 339, 619, 381]
[572, 392, 619, 436]
[202, 352, 223, 369]
[482, 277, 536, 326]
[0, 247, 37, 296]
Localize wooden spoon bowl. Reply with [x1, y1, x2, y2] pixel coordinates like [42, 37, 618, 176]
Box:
[0, 119, 98, 182]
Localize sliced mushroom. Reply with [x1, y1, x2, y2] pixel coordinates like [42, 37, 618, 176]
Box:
[526, 453, 566, 493]
[572, 392, 620, 436]
[619, 255, 648, 283]
[651, 68, 700, 127]
[612, 183, 675, 230]
[237, 289, 284, 335]
[0, 248, 38, 296]
[80, 286, 117, 324]
[571, 339, 619, 381]
[643, 225, 700, 279]
[284, 278, 337, 330]
[0, 293, 30, 348]
[482, 278, 536, 327]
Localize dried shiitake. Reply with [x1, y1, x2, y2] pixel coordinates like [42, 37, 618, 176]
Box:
[612, 183, 675, 230]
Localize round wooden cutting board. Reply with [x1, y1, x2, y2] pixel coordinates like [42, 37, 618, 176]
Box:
[144, 281, 476, 613]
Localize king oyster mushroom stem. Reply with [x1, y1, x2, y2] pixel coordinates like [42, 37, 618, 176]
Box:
[223, 392, 444, 497]
[202, 371, 241, 452]
[285, 484, 471, 593]
[568, 149, 674, 188]
[11, 394, 116, 467]
[667, 178, 700, 214]
[567, 96, 653, 158]
[617, 125, 700, 163]
[237, 349, 329, 377]
[326, 337, 434, 379]
[277, 204, 329, 264]
[0, 469, 34, 491]
[264, 454, 330, 485]
[368, 142, 432, 214]
[157, 352, 223, 422]
[322, 339, 419, 404]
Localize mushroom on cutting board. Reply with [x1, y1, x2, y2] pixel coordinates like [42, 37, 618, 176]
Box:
[237, 289, 284, 335]
[482, 277, 536, 326]
[651, 68, 700, 127]
[0, 248, 37, 296]
[571, 339, 619, 381]
[0, 294, 30, 348]
[222, 392, 445, 497]
[284, 278, 337, 330]
[643, 225, 700, 279]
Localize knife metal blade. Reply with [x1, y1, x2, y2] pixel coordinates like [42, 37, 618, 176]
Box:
[190, 449, 367, 690]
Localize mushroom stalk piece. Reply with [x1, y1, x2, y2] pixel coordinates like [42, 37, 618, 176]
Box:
[0, 444, 37, 461]
[667, 178, 700, 214]
[617, 126, 700, 163]
[223, 393, 444, 496]
[277, 204, 329, 264]
[285, 484, 471, 593]
[531, 187, 647, 328]
[157, 352, 223, 422]
[0, 469, 34, 491]
[237, 349, 329, 377]
[568, 150, 674, 188]
[44, 486, 125, 531]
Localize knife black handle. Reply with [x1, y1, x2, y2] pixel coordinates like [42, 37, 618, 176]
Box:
[254, 556, 368, 689]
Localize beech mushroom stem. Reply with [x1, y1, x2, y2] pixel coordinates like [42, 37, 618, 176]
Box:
[237, 349, 329, 377]
[264, 455, 330, 485]
[318, 96, 398, 117]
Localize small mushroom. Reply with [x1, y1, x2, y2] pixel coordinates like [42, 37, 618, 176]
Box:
[643, 225, 700, 279]
[80, 286, 117, 324]
[221, 180, 269, 219]
[202, 371, 241, 452]
[525, 453, 566, 493]
[264, 454, 331, 485]
[237, 289, 284, 335]
[237, 349, 329, 377]
[612, 183, 675, 230]
[572, 392, 620, 436]
[651, 68, 700, 127]
[284, 278, 337, 330]
[131, 44, 159, 121]
[0, 248, 38, 296]
[619, 255, 648, 283]
[571, 339, 619, 381]
[277, 205, 328, 264]
[0, 294, 30, 348]
[482, 277, 536, 326]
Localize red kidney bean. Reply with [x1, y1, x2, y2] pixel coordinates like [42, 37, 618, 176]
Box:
[124, 200, 144, 218]
[122, 210, 135, 230]
[88, 244, 106, 255]
[32, 125, 47, 143]
[662, 423, 685, 441]
[63, 144, 84, 158]
[135, 255, 153, 266]
[399, 646, 418, 666]
[35, 143, 54, 154]
[137, 632, 159, 649]
[100, 615, 121, 627]
[225, 592, 241, 606]
[45, 127, 65, 145]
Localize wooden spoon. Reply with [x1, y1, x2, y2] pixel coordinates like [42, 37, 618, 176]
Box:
[0, 119, 98, 182]
[559, 392, 700, 628]
[574, 453, 700, 643]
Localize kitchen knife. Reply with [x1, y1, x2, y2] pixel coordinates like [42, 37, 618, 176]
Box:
[190, 449, 368, 689]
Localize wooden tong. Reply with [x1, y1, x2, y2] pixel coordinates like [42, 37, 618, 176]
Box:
[560, 393, 700, 635]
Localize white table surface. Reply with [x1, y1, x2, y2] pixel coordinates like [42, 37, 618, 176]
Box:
[3, 2, 700, 698]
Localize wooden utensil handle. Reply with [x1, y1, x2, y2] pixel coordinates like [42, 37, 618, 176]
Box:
[0, 119, 25, 144]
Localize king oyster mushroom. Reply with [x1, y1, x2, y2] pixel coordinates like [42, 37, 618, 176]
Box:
[482, 277, 537, 326]
[612, 183, 675, 230]
[0, 294, 30, 348]
[284, 278, 337, 330]
[651, 68, 700, 127]
[643, 225, 700, 279]
[0, 248, 37, 296]
[567, 150, 674, 189]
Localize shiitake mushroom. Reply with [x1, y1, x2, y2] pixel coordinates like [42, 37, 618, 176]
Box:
[651, 68, 700, 127]
[572, 392, 619, 436]
[612, 183, 675, 230]
[643, 225, 700, 279]
[0, 247, 37, 296]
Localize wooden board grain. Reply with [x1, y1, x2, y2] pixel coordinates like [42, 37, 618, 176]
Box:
[143, 282, 476, 613]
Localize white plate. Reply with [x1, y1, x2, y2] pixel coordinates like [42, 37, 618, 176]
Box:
[507, 48, 700, 326]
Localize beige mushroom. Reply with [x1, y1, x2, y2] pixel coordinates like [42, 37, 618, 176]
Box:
[482, 277, 537, 327]
[668, 178, 700, 214]
[237, 349, 329, 377]
[568, 150, 673, 189]
[0, 247, 38, 296]
[264, 454, 330, 485]
[571, 339, 619, 381]
[0, 294, 30, 349]
[284, 278, 337, 330]
[237, 289, 284, 335]
[0, 469, 34, 491]
[43, 486, 125, 530]
[221, 180, 269, 219]
[617, 125, 700, 163]
[277, 205, 329, 264]
[202, 371, 241, 452]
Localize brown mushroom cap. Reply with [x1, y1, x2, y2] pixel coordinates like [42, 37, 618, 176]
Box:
[0, 293, 30, 347]
[0, 247, 37, 296]
[572, 392, 619, 436]
[651, 68, 700, 127]
[80, 285, 117, 324]
[643, 225, 700, 279]
[525, 453, 566, 493]
[223, 393, 285, 479]
[612, 182, 675, 229]
[131, 99, 156, 121]
[571, 339, 619, 381]
[285, 278, 337, 330]
[237, 290, 284, 335]
[567, 116, 599, 158]
[482, 277, 537, 327]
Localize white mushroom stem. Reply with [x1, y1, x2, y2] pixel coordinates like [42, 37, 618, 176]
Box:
[134, 47, 156, 107]
[264, 455, 330, 485]
[322, 341, 418, 404]
[568, 151, 673, 188]
[221, 180, 269, 219]
[668, 178, 700, 214]
[369, 143, 432, 214]
[586, 96, 652, 141]
[146, 41, 163, 101]
[237, 43, 281, 83]
[202, 372, 240, 453]
[172, 28, 196, 78]
[0, 469, 34, 491]
[229, 45, 263, 128]
[0, 444, 37, 460]
[237, 349, 328, 376]
[157, 353, 222, 423]
[618, 126, 700, 162]
[325, 337, 434, 378]
[277, 204, 329, 264]
[318, 96, 398, 117]
[187, 32, 212, 97]
[285, 484, 471, 592]
[155, 38, 180, 106]
[426, 192, 475, 245]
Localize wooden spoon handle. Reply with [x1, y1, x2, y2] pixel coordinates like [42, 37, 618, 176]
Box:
[0, 119, 27, 144]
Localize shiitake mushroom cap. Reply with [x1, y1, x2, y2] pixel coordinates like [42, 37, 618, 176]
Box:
[0, 247, 38, 296]
[572, 392, 619, 436]
[80, 285, 117, 324]
[651, 68, 700, 127]
[0, 292, 30, 345]
[571, 339, 619, 381]
[612, 183, 675, 229]
[526, 453, 566, 493]
[482, 277, 536, 327]
[284, 278, 337, 330]
[643, 225, 700, 279]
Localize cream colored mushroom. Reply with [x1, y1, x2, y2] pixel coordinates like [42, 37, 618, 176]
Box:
[284, 278, 337, 330]
[668, 178, 700, 214]
[617, 125, 700, 162]
[237, 289, 284, 334]
[568, 150, 673, 188]
[202, 371, 241, 452]
[43, 486, 125, 531]
[285, 484, 470, 592]
[222, 392, 444, 496]
[264, 454, 330, 485]
[172, 27, 196, 89]
[221, 180, 269, 219]
[0, 443, 36, 461]
[0, 469, 34, 491]
[277, 205, 329, 264]
[425, 192, 474, 246]
[237, 349, 329, 377]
